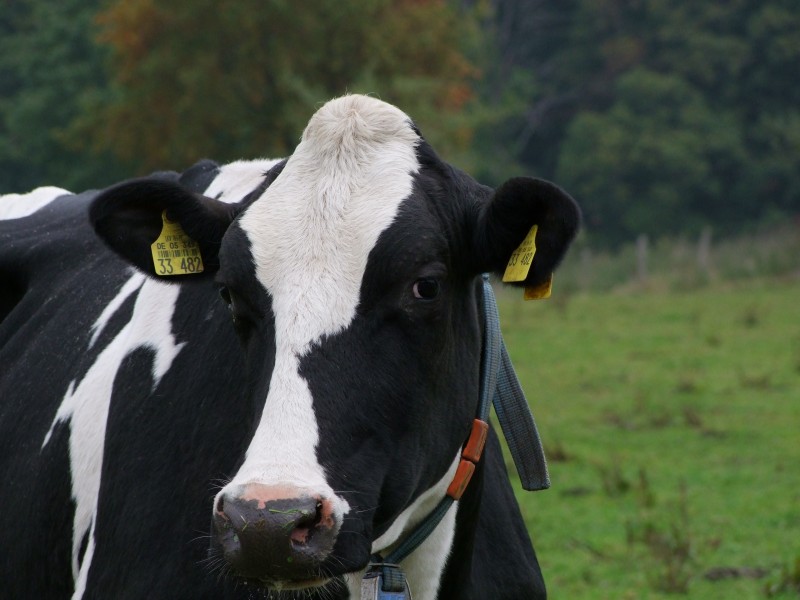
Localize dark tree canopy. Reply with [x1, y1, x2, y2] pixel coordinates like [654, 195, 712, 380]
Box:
[479, 0, 800, 246]
[74, 0, 482, 174]
[1, 0, 798, 246]
[0, 0, 126, 192]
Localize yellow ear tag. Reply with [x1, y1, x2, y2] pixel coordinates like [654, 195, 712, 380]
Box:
[502, 225, 538, 283]
[524, 273, 553, 300]
[150, 210, 204, 276]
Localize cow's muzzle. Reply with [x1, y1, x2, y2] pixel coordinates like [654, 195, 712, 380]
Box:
[212, 484, 339, 585]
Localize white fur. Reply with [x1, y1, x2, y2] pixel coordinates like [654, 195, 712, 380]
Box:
[367, 453, 460, 600]
[203, 158, 284, 204]
[42, 275, 185, 599]
[343, 454, 460, 599]
[72, 534, 95, 599]
[88, 271, 146, 348]
[218, 95, 421, 552]
[0, 186, 71, 220]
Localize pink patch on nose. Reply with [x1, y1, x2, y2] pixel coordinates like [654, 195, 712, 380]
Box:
[317, 497, 335, 530]
[240, 483, 305, 509]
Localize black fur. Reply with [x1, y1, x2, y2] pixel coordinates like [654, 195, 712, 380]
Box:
[2, 117, 578, 598]
[473, 177, 581, 288]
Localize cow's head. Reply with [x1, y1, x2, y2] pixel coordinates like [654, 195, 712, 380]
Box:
[90, 95, 579, 591]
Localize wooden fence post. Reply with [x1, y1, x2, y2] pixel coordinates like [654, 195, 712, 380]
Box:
[636, 234, 648, 283]
[697, 226, 712, 277]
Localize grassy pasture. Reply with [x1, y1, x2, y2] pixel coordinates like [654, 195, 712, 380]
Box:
[498, 279, 800, 598]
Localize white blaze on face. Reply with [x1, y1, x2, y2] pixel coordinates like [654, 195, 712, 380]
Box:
[225, 95, 420, 511]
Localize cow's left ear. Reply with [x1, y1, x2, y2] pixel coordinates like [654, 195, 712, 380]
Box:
[90, 177, 239, 281]
[471, 177, 581, 288]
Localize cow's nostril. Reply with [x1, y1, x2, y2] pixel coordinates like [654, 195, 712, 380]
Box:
[290, 500, 324, 546]
[215, 494, 225, 515]
[290, 526, 311, 545]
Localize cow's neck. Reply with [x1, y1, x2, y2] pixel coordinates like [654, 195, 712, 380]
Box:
[396, 495, 461, 599]
[433, 443, 485, 599]
[372, 420, 489, 598]
[352, 457, 485, 600]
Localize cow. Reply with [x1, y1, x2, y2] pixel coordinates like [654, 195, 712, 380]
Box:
[0, 95, 579, 599]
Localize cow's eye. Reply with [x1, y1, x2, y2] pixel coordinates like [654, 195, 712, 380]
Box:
[218, 287, 238, 321]
[412, 278, 440, 300]
[218, 286, 233, 309]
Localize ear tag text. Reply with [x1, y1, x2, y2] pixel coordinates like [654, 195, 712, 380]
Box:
[150, 210, 204, 276]
[502, 225, 537, 283]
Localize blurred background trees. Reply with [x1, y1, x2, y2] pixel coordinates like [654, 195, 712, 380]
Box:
[1, 0, 798, 249]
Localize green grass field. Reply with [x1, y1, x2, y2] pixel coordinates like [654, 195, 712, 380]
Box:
[498, 278, 800, 598]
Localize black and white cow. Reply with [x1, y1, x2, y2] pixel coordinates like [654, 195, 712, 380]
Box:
[0, 95, 579, 599]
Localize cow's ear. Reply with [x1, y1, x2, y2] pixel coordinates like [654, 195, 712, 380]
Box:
[471, 177, 580, 288]
[90, 177, 239, 281]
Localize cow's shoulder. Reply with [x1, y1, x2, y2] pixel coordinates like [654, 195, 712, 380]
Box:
[1, 188, 93, 325]
[0, 186, 73, 220]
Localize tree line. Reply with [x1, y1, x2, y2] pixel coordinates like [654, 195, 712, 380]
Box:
[1, 0, 798, 247]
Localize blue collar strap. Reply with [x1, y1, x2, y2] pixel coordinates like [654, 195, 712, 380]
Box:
[483, 275, 550, 492]
[362, 275, 550, 596]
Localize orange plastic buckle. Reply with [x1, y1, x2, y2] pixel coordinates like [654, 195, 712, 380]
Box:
[446, 459, 476, 500]
[446, 419, 489, 500]
[462, 419, 489, 463]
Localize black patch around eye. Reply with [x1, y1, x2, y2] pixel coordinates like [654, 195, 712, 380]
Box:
[412, 278, 440, 301]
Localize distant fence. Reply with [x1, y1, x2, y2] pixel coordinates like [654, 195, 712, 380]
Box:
[551, 224, 800, 293]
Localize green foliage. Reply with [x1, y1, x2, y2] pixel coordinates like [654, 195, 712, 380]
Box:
[1, 1, 487, 188]
[765, 555, 800, 597]
[0, 0, 126, 192]
[2, 0, 798, 247]
[66, 0, 483, 174]
[481, 0, 800, 247]
[499, 279, 800, 598]
[557, 68, 747, 245]
[626, 480, 694, 594]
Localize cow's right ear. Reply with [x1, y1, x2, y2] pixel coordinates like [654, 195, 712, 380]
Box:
[90, 177, 238, 281]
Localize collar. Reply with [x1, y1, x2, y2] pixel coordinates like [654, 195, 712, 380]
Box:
[362, 275, 550, 596]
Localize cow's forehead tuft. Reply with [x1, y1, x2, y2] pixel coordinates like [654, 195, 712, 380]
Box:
[237, 95, 422, 347]
[301, 94, 419, 150]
